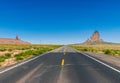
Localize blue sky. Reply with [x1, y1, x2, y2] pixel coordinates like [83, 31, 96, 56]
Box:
[0, 0, 120, 44]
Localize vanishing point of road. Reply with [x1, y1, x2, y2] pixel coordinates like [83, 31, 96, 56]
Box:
[0, 46, 120, 83]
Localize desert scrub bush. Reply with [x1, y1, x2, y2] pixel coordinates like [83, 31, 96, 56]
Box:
[115, 50, 120, 55]
[0, 44, 61, 62]
[0, 48, 6, 52]
[71, 45, 120, 56]
[15, 50, 34, 61]
[4, 53, 11, 59]
[7, 48, 13, 52]
[72, 46, 98, 52]
[0, 56, 5, 62]
[15, 48, 53, 61]
[103, 49, 117, 55]
[103, 49, 111, 54]
[0, 53, 11, 62]
[17, 47, 30, 50]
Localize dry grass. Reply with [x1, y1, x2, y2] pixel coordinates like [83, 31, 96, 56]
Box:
[0, 44, 61, 66]
[71, 44, 120, 56]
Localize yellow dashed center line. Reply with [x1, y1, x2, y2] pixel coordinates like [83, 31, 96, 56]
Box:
[61, 59, 65, 66]
[64, 49, 67, 55]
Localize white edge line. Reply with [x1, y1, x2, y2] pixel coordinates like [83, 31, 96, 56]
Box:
[0, 47, 62, 74]
[70, 47, 120, 74]
[79, 52, 120, 73]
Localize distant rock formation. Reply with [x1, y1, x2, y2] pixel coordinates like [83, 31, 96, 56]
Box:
[83, 31, 103, 45]
[15, 35, 19, 40]
[0, 36, 30, 44]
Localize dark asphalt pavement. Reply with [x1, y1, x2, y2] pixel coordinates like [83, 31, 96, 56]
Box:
[0, 46, 120, 83]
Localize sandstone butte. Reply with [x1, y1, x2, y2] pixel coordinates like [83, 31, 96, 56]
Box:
[0, 36, 30, 44]
[83, 31, 104, 45]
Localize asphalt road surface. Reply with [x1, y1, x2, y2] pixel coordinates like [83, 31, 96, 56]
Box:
[0, 46, 120, 83]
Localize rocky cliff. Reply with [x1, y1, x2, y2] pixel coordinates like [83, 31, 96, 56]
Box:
[83, 31, 103, 45]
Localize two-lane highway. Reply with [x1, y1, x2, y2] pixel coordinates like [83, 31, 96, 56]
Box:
[0, 46, 120, 83]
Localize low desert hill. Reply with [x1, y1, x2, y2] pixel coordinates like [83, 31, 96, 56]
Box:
[0, 36, 30, 44]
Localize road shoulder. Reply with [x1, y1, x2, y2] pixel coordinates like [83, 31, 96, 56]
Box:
[84, 52, 120, 68]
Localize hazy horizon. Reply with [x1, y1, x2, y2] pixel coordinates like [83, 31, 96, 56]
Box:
[0, 0, 120, 44]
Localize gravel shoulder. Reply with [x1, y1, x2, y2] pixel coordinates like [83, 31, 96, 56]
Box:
[85, 52, 120, 67]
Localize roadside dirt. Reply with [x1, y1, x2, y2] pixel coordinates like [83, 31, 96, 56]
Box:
[85, 52, 120, 67]
[0, 50, 27, 67]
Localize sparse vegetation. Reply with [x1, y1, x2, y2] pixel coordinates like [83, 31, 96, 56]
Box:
[14, 47, 55, 61]
[0, 48, 6, 52]
[4, 53, 11, 59]
[0, 56, 6, 62]
[0, 44, 61, 66]
[0, 53, 11, 62]
[71, 44, 120, 56]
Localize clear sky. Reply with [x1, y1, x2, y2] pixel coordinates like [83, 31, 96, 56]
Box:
[0, 0, 120, 44]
